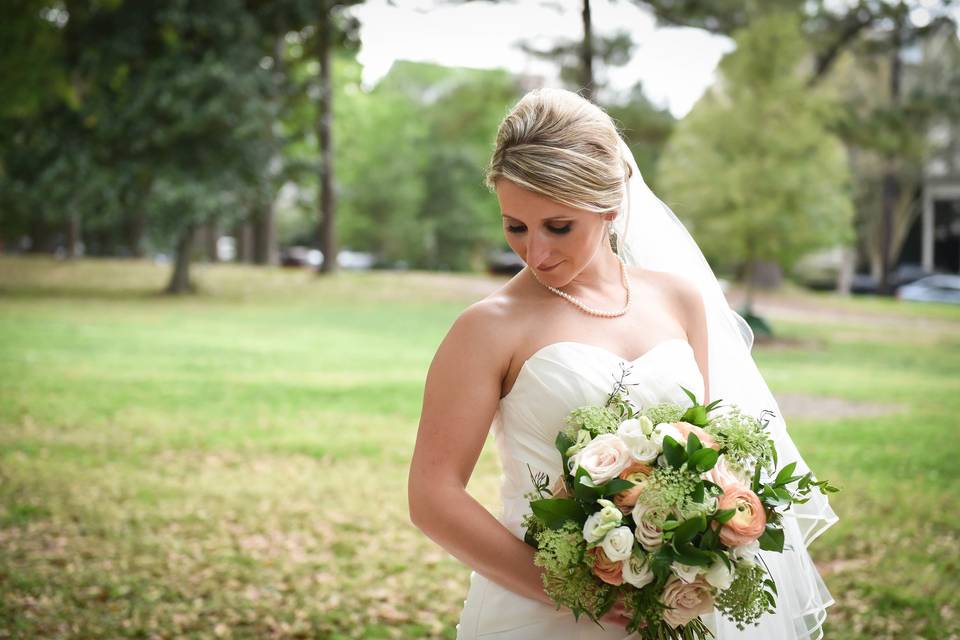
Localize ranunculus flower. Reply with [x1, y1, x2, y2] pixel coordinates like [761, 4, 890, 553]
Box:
[661, 575, 715, 628]
[612, 461, 653, 514]
[582, 498, 623, 543]
[571, 433, 631, 484]
[622, 552, 654, 589]
[672, 421, 721, 451]
[713, 483, 767, 547]
[587, 546, 624, 585]
[600, 526, 634, 561]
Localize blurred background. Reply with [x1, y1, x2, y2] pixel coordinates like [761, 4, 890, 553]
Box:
[1, 1, 958, 639]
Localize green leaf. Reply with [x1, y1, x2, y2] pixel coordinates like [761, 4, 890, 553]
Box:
[713, 508, 737, 525]
[689, 447, 719, 473]
[598, 478, 634, 496]
[775, 462, 797, 486]
[573, 468, 601, 501]
[673, 514, 707, 546]
[663, 435, 687, 468]
[758, 525, 785, 552]
[686, 432, 703, 457]
[555, 431, 574, 457]
[673, 541, 714, 567]
[530, 498, 585, 529]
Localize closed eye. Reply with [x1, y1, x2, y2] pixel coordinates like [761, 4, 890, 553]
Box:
[506, 224, 572, 235]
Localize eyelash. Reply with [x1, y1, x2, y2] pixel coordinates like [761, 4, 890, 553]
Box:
[506, 224, 572, 235]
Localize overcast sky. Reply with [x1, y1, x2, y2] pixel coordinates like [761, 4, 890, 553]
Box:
[348, 0, 736, 119]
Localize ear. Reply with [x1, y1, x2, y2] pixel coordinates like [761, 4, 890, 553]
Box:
[602, 208, 619, 223]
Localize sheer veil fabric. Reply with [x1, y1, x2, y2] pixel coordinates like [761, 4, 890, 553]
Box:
[611, 138, 840, 638]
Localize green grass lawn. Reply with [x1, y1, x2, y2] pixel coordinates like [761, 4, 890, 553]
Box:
[1, 256, 958, 639]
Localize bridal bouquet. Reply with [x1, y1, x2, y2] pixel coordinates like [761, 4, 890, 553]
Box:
[521, 369, 838, 639]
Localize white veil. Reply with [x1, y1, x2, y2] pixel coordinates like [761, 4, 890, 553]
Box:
[612, 138, 840, 639]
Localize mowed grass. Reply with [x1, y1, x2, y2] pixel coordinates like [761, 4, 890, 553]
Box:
[1, 255, 959, 640]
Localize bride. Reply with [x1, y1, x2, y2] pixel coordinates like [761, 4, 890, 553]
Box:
[408, 88, 839, 639]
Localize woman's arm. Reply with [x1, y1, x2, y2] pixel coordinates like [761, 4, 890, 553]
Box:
[407, 299, 554, 604]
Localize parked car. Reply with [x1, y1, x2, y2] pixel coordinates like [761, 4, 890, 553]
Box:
[280, 246, 375, 270]
[487, 249, 525, 276]
[896, 274, 960, 304]
[850, 263, 935, 294]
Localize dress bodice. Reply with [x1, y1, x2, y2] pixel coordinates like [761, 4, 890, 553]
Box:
[491, 338, 705, 539]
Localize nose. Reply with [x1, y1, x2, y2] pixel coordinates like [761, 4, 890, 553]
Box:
[525, 228, 551, 268]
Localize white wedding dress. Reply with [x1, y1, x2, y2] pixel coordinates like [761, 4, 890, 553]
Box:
[456, 339, 836, 640]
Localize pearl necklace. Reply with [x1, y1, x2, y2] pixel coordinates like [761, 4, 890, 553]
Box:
[529, 253, 631, 318]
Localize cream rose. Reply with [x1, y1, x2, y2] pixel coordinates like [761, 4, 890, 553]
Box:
[730, 539, 760, 563]
[571, 433, 631, 485]
[600, 526, 634, 561]
[632, 502, 668, 551]
[622, 552, 654, 589]
[661, 575, 716, 629]
[672, 562, 701, 583]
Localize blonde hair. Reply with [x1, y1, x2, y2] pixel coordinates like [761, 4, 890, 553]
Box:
[485, 88, 632, 214]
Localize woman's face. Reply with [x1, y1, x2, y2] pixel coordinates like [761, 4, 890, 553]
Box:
[495, 178, 616, 286]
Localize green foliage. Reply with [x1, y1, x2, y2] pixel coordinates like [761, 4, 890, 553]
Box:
[657, 11, 855, 276]
[564, 404, 622, 438]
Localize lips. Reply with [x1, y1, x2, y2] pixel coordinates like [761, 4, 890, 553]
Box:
[537, 261, 561, 272]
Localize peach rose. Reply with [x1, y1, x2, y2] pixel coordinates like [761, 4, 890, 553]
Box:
[612, 461, 653, 515]
[672, 421, 720, 451]
[703, 455, 750, 490]
[713, 482, 767, 547]
[550, 475, 570, 499]
[661, 575, 715, 628]
[587, 546, 624, 586]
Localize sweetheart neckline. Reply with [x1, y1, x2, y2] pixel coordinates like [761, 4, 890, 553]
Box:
[500, 337, 692, 403]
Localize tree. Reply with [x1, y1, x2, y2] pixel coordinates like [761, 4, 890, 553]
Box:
[657, 11, 855, 318]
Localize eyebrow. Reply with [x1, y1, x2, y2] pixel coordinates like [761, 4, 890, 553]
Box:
[501, 214, 573, 222]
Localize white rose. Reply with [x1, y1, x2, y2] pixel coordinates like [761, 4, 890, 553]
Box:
[622, 552, 655, 589]
[730, 539, 760, 563]
[631, 502, 667, 551]
[600, 526, 634, 561]
[704, 557, 735, 590]
[571, 433, 631, 485]
[583, 499, 623, 543]
[672, 561, 701, 583]
[651, 422, 684, 449]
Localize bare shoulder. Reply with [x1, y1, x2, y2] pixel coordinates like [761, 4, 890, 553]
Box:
[628, 266, 705, 331]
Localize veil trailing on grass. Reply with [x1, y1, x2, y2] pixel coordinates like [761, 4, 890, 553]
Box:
[611, 137, 840, 639]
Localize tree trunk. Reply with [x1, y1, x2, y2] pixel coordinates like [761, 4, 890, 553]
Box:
[200, 221, 218, 262]
[316, 13, 337, 274]
[580, 0, 594, 101]
[125, 209, 146, 258]
[878, 14, 903, 296]
[65, 214, 81, 258]
[252, 199, 277, 265]
[28, 214, 55, 254]
[166, 224, 197, 294]
[234, 218, 254, 263]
